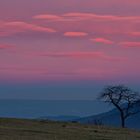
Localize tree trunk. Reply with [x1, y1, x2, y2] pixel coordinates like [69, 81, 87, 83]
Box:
[120, 112, 125, 128]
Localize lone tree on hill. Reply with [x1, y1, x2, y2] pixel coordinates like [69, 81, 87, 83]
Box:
[99, 85, 140, 128]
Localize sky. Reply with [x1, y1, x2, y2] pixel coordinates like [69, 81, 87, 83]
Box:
[0, 0, 140, 100]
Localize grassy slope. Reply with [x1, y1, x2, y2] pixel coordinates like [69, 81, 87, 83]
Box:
[0, 118, 140, 140]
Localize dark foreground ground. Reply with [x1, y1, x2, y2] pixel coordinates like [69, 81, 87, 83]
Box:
[0, 118, 140, 140]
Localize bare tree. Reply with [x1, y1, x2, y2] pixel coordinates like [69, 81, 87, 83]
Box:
[99, 85, 140, 128]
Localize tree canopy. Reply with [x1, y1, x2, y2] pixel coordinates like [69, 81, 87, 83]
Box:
[99, 85, 140, 128]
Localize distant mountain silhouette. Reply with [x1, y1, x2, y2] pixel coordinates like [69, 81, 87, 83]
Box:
[38, 115, 81, 121]
[76, 103, 140, 129]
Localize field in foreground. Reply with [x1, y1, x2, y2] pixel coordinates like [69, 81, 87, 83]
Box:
[0, 118, 140, 140]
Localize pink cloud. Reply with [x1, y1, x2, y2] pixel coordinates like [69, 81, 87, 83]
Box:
[90, 38, 114, 44]
[33, 12, 140, 37]
[5, 21, 56, 32]
[33, 51, 124, 61]
[33, 14, 63, 21]
[34, 12, 140, 22]
[0, 67, 48, 73]
[0, 21, 56, 37]
[35, 52, 103, 58]
[63, 12, 117, 21]
[0, 44, 15, 50]
[120, 42, 140, 48]
[63, 12, 140, 21]
[64, 32, 88, 37]
[129, 32, 140, 36]
[39, 51, 104, 58]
